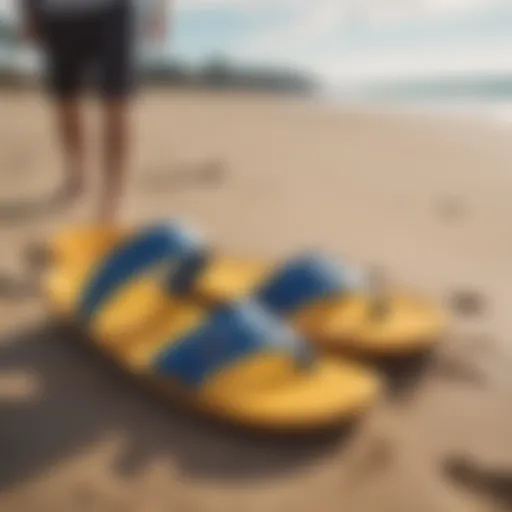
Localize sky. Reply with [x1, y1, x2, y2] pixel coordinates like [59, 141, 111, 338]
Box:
[2, 0, 512, 85]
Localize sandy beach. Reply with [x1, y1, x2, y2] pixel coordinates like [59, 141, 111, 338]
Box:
[0, 88, 511, 511]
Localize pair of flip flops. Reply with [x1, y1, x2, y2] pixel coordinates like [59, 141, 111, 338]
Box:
[42, 220, 445, 431]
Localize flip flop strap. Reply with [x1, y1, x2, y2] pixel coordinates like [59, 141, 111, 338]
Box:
[154, 301, 312, 387]
[164, 248, 212, 296]
[256, 253, 363, 316]
[79, 221, 203, 321]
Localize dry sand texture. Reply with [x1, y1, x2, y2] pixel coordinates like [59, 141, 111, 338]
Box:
[0, 89, 511, 512]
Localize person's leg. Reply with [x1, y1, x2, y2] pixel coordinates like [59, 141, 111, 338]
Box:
[53, 98, 86, 203]
[100, 98, 130, 220]
[40, 15, 90, 208]
[97, 2, 136, 221]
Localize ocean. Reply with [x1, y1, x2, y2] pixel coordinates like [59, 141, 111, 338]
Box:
[322, 76, 512, 127]
[2, 38, 512, 127]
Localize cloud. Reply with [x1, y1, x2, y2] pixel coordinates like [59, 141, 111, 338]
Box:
[226, 0, 347, 63]
[0, 0, 15, 19]
[237, 2, 342, 52]
[223, 0, 512, 70]
[3, 0, 511, 83]
[317, 40, 512, 85]
[177, 0, 503, 16]
[176, 0, 298, 12]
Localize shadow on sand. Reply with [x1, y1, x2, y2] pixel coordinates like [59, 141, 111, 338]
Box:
[348, 349, 434, 404]
[0, 272, 38, 301]
[0, 321, 355, 491]
[0, 243, 48, 301]
[369, 331, 490, 402]
[444, 457, 512, 509]
[0, 193, 63, 225]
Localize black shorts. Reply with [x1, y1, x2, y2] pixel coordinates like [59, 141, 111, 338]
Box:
[39, 1, 136, 99]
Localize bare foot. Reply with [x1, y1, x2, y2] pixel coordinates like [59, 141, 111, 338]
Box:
[52, 173, 84, 209]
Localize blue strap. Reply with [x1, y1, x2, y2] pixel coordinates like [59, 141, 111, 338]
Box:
[165, 247, 212, 296]
[255, 254, 358, 316]
[154, 301, 311, 387]
[79, 221, 203, 321]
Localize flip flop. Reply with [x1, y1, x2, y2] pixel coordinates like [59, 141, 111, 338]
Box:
[44, 224, 445, 357]
[193, 254, 446, 357]
[41, 221, 381, 431]
[43, 221, 204, 339]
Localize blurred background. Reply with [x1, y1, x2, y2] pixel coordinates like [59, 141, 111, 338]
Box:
[2, 0, 512, 115]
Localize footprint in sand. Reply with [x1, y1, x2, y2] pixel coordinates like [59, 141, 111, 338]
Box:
[142, 160, 227, 191]
[444, 457, 512, 510]
[23, 241, 52, 272]
[449, 290, 487, 319]
[429, 352, 486, 388]
[428, 333, 495, 388]
[0, 273, 37, 300]
[436, 195, 468, 222]
[350, 436, 395, 484]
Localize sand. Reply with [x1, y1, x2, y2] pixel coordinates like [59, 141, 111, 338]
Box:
[0, 88, 511, 512]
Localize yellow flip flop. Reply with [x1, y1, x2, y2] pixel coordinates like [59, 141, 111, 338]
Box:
[45, 224, 445, 357]
[195, 254, 446, 357]
[41, 221, 381, 432]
